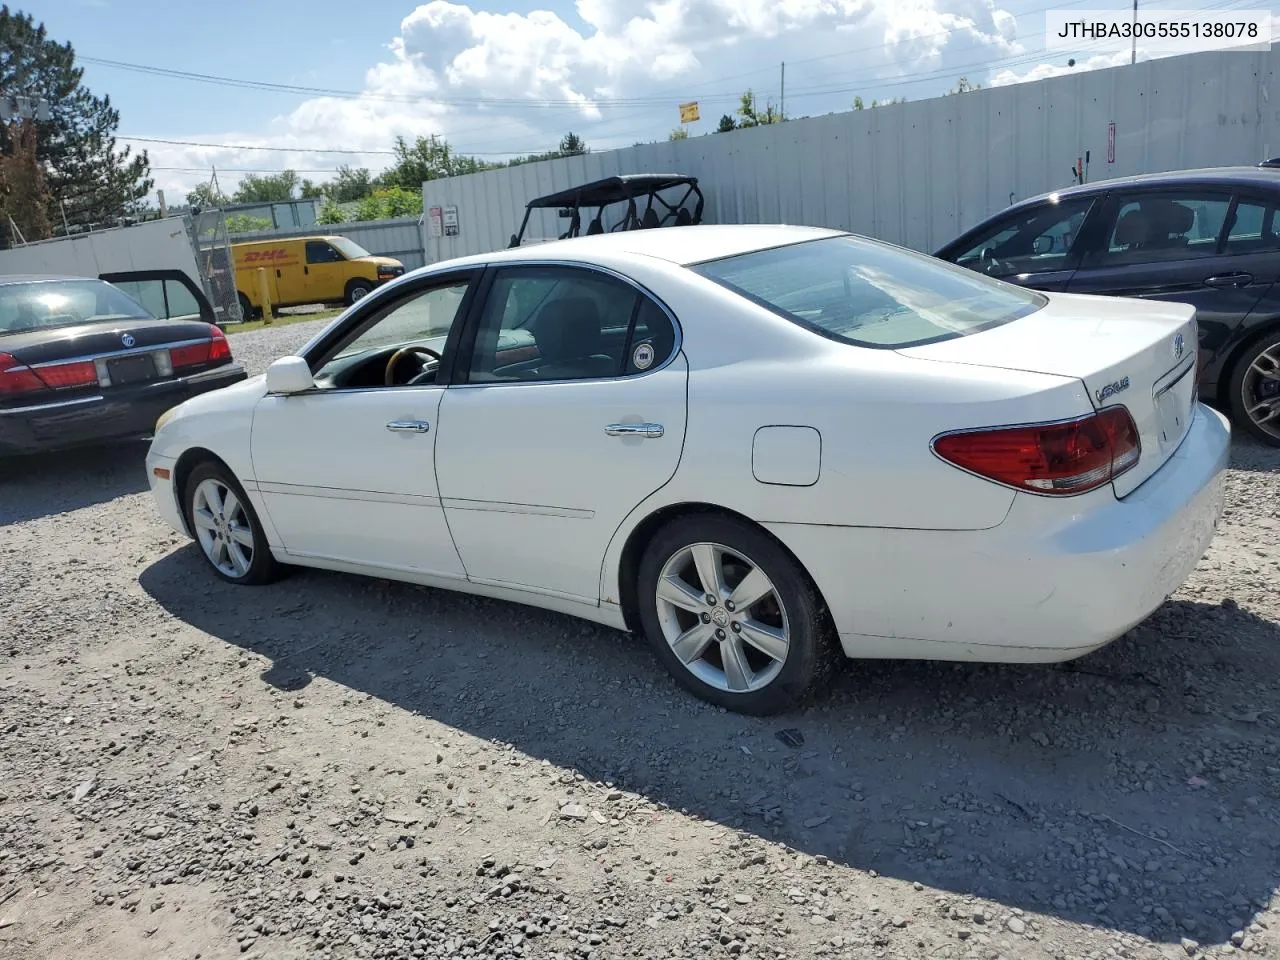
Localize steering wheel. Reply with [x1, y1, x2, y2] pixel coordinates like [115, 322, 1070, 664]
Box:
[979, 246, 1006, 275]
[384, 344, 443, 386]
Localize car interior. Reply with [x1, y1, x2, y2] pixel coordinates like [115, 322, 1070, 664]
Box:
[312, 275, 676, 391]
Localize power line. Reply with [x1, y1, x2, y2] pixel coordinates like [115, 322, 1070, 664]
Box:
[120, 135, 396, 155]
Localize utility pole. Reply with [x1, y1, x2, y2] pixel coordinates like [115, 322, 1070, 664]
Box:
[780, 62, 786, 120]
[1131, 0, 1138, 64]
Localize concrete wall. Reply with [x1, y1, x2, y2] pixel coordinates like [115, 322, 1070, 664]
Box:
[422, 46, 1279, 261]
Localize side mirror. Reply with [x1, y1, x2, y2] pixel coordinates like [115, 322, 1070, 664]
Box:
[266, 356, 315, 395]
[1032, 235, 1055, 255]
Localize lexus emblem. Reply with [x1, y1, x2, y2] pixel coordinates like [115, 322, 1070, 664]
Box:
[1172, 333, 1184, 361]
[121, 333, 136, 348]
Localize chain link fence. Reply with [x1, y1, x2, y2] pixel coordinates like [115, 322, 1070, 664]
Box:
[188, 209, 243, 325]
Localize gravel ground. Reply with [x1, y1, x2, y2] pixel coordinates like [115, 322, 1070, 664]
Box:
[2, 318, 1279, 960]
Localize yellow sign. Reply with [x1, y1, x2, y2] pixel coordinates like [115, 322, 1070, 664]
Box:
[679, 101, 700, 124]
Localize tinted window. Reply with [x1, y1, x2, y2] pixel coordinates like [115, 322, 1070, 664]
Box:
[692, 235, 1044, 349]
[469, 267, 673, 382]
[306, 241, 343, 264]
[1224, 199, 1280, 254]
[110, 278, 202, 321]
[1096, 192, 1231, 265]
[950, 196, 1095, 278]
[0, 279, 152, 335]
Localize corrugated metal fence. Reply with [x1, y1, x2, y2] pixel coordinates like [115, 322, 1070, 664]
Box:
[230, 216, 426, 271]
[423, 46, 1279, 261]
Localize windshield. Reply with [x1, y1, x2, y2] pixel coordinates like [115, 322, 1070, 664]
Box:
[691, 235, 1046, 349]
[0, 279, 153, 335]
[329, 236, 372, 260]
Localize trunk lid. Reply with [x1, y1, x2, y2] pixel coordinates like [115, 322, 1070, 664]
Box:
[1, 317, 215, 366]
[899, 291, 1198, 497]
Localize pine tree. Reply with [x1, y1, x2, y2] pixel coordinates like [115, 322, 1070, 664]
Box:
[0, 6, 152, 231]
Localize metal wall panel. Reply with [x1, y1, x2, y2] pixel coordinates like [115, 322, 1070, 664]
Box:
[423, 47, 1279, 261]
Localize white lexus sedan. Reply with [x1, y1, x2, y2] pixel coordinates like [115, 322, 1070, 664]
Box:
[145, 225, 1230, 715]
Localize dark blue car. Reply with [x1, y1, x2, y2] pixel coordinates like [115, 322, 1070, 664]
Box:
[935, 164, 1280, 445]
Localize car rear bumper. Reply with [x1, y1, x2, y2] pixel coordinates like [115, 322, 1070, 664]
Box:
[766, 402, 1231, 662]
[0, 361, 247, 457]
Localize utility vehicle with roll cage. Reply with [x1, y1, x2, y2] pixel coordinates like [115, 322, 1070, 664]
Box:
[508, 174, 705, 248]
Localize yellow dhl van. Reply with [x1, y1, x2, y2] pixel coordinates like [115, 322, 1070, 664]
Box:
[232, 235, 405, 317]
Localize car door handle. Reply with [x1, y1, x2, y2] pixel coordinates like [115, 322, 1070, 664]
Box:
[386, 419, 430, 433]
[605, 422, 664, 438]
[1203, 272, 1253, 288]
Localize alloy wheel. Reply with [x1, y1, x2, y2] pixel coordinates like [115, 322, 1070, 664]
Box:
[1242, 341, 1280, 442]
[653, 541, 790, 693]
[191, 477, 256, 578]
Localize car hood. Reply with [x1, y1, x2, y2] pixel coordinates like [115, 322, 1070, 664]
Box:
[367, 256, 404, 269]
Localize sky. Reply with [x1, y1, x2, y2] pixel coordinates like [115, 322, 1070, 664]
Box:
[38, 0, 1254, 202]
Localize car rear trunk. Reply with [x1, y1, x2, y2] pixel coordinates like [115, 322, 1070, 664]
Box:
[898, 292, 1199, 498]
[1, 318, 229, 407]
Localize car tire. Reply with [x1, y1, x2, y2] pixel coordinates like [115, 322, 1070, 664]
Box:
[346, 279, 374, 305]
[1227, 328, 1280, 447]
[182, 461, 282, 586]
[237, 292, 256, 322]
[635, 514, 840, 715]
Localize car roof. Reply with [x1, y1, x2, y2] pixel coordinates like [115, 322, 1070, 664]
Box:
[524, 174, 699, 210]
[1017, 164, 1280, 206]
[438, 224, 847, 271]
[0, 274, 100, 284]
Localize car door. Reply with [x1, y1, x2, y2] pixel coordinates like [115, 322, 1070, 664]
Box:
[304, 239, 348, 303]
[937, 194, 1099, 291]
[434, 263, 688, 602]
[249, 271, 479, 577]
[1064, 187, 1271, 363]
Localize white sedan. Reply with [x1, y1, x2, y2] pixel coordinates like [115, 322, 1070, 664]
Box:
[145, 224, 1230, 715]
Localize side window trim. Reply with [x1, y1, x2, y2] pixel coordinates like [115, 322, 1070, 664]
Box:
[949, 195, 1098, 275]
[301, 268, 484, 388]
[451, 260, 683, 388]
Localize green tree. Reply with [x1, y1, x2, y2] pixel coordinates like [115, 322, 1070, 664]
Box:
[224, 213, 272, 233]
[379, 135, 495, 190]
[232, 170, 298, 203]
[299, 179, 325, 199]
[947, 76, 981, 95]
[853, 96, 865, 110]
[0, 6, 152, 229]
[0, 120, 53, 242]
[350, 185, 422, 222]
[559, 131, 588, 156]
[185, 180, 227, 209]
[716, 114, 738, 133]
[330, 164, 374, 203]
[316, 198, 346, 224]
[668, 127, 689, 141]
[736, 89, 783, 127]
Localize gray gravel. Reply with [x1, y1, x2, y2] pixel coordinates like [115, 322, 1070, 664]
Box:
[1, 321, 1279, 960]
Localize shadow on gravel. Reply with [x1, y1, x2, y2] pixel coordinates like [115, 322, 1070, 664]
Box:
[0, 440, 149, 526]
[140, 549, 1280, 948]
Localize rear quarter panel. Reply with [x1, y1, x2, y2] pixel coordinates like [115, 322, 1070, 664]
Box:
[588, 252, 1096, 600]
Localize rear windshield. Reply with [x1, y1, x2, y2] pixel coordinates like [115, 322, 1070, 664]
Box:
[691, 235, 1045, 348]
[0, 279, 153, 335]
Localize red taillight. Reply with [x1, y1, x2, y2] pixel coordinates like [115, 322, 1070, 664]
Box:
[933, 407, 1141, 495]
[0, 352, 97, 397]
[209, 325, 231, 362]
[171, 325, 231, 370]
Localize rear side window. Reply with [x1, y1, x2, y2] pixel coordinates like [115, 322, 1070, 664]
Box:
[691, 235, 1045, 349]
[1224, 199, 1280, 254]
[1096, 192, 1232, 265]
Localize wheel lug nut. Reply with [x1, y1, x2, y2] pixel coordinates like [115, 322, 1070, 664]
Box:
[705, 595, 716, 605]
[725, 601, 735, 612]
[731, 622, 741, 633]
[715, 629, 726, 640]
[700, 612, 711, 624]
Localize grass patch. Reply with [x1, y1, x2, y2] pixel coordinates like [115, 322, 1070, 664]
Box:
[226, 308, 343, 335]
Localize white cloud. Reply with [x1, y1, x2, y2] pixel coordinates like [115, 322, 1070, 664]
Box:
[989, 48, 1136, 86]
[140, 0, 1024, 199]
